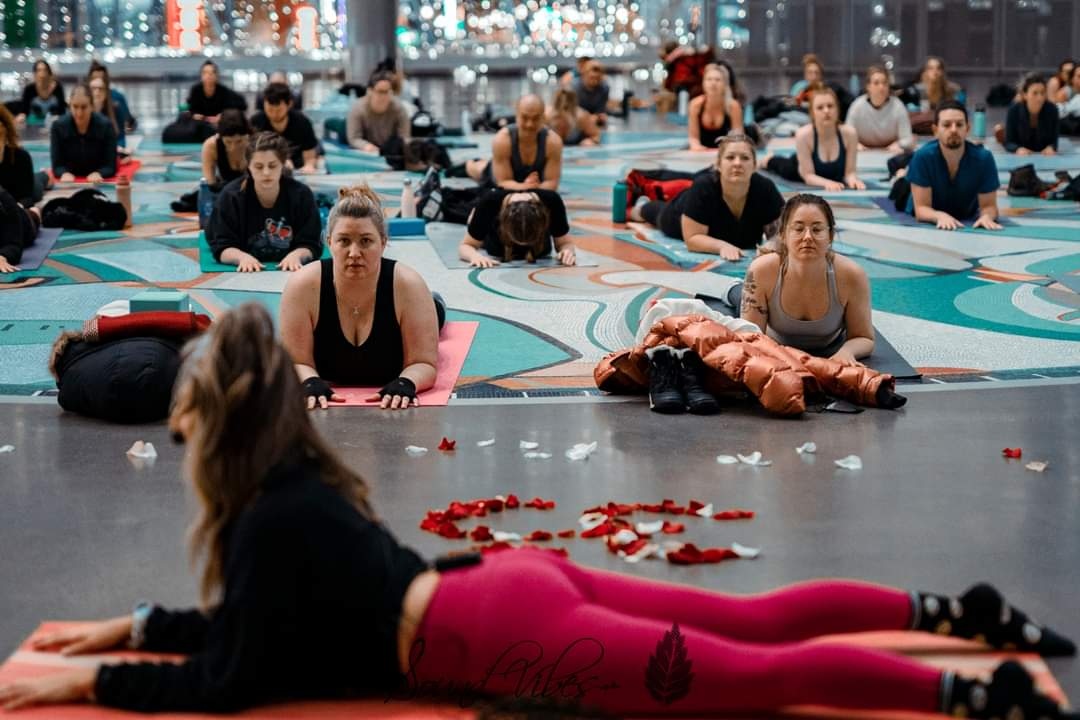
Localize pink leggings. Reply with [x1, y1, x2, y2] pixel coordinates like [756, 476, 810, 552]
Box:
[410, 548, 943, 715]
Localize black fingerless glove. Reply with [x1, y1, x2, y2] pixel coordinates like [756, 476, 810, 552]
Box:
[378, 376, 417, 400]
[303, 376, 334, 400]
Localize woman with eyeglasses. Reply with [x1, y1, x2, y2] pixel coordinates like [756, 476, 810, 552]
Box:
[738, 194, 874, 366]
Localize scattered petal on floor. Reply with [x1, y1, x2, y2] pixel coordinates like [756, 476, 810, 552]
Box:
[0, 445, 14, 454]
[693, 503, 714, 518]
[405, 445, 429, 456]
[716, 454, 739, 464]
[611, 528, 639, 546]
[437, 437, 457, 451]
[565, 441, 599, 461]
[731, 542, 762, 559]
[737, 451, 772, 467]
[126, 441, 157, 459]
[493, 531, 522, 542]
[523, 451, 552, 459]
[1002, 447, 1022, 458]
[635, 520, 664, 536]
[796, 442, 817, 454]
[1025, 461, 1049, 473]
[578, 512, 609, 531]
[476, 438, 496, 447]
[519, 440, 540, 450]
[834, 454, 863, 470]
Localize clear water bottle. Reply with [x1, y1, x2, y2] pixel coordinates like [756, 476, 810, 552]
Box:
[460, 108, 470, 135]
[677, 89, 689, 116]
[400, 178, 417, 219]
[197, 178, 214, 229]
[743, 103, 755, 128]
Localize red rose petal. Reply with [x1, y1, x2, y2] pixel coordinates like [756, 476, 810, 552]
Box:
[581, 520, 617, 538]
[712, 509, 755, 520]
[661, 521, 685, 534]
[505, 494, 521, 509]
[642, 503, 665, 513]
[525, 530, 553, 542]
[436, 522, 466, 539]
[660, 499, 687, 515]
[666, 543, 704, 565]
[1002, 447, 1022, 459]
[438, 437, 456, 451]
[469, 525, 494, 542]
[609, 537, 650, 556]
[702, 548, 740, 563]
[557, 529, 576, 538]
[486, 498, 505, 512]
[687, 500, 706, 513]
[524, 497, 556, 510]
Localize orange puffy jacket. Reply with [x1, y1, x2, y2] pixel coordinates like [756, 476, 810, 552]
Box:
[594, 314, 898, 416]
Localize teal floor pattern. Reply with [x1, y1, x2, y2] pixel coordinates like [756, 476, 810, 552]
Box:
[3, 128, 1079, 397]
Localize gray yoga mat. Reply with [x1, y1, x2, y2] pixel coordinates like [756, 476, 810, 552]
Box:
[864, 330, 921, 381]
[426, 221, 599, 269]
[17, 227, 63, 270]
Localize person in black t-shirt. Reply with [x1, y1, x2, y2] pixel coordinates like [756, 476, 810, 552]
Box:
[250, 82, 319, 173]
[185, 60, 247, 124]
[0, 106, 37, 206]
[458, 188, 576, 267]
[205, 132, 321, 272]
[632, 134, 784, 260]
[50, 83, 118, 182]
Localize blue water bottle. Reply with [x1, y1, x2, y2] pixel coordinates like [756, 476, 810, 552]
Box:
[973, 104, 987, 140]
[612, 180, 628, 223]
[197, 178, 214, 229]
[743, 103, 755, 128]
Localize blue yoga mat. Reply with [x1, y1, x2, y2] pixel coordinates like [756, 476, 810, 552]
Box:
[14, 227, 62, 270]
[870, 197, 1016, 229]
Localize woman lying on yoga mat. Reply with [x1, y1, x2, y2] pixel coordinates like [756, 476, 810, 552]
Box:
[738, 193, 873, 365]
[547, 87, 601, 147]
[687, 63, 745, 152]
[205, 132, 321, 272]
[280, 184, 443, 410]
[630, 134, 784, 260]
[200, 109, 250, 186]
[1, 303, 1075, 716]
[761, 86, 865, 192]
[0, 187, 40, 273]
[458, 187, 577, 267]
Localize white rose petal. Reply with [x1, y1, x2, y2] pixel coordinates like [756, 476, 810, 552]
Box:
[493, 531, 521, 542]
[1025, 461, 1049, 473]
[405, 445, 429, 456]
[737, 451, 772, 467]
[611, 529, 639, 546]
[621, 543, 660, 563]
[519, 440, 540, 450]
[565, 441, 599, 461]
[694, 503, 714, 518]
[834, 454, 863, 470]
[716, 454, 739, 464]
[795, 442, 817, 454]
[126, 441, 158, 459]
[635, 520, 664, 535]
[579, 512, 608, 531]
[476, 438, 496, 447]
[731, 542, 761, 559]
[0, 445, 14, 454]
[524, 451, 552, 460]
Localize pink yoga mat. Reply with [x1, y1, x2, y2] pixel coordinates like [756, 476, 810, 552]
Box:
[47, 160, 142, 184]
[331, 321, 477, 407]
[0, 624, 1067, 719]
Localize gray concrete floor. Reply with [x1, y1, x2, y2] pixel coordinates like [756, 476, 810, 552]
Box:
[0, 383, 1078, 701]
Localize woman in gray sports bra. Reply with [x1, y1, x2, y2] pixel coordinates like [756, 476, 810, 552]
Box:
[738, 194, 875, 365]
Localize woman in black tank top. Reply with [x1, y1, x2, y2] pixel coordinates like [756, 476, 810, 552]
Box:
[280, 184, 441, 410]
[200, 109, 249, 186]
[688, 64, 745, 152]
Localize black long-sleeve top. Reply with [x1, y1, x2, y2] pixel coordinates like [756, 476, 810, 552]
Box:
[20, 81, 66, 118]
[94, 453, 428, 712]
[50, 112, 118, 178]
[0, 188, 35, 265]
[0, 146, 36, 206]
[205, 175, 322, 262]
[1004, 101, 1059, 153]
[186, 82, 248, 117]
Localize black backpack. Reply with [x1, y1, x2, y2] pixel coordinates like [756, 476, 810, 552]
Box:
[42, 188, 127, 231]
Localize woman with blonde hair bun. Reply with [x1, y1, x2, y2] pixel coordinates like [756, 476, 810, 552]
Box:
[279, 184, 445, 410]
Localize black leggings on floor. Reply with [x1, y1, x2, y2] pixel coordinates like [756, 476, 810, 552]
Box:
[640, 200, 685, 240]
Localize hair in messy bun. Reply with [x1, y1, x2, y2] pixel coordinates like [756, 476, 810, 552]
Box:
[326, 183, 387, 242]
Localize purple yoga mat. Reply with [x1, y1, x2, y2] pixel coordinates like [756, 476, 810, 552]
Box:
[16, 227, 63, 270]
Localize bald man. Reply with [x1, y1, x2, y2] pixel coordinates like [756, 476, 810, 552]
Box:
[487, 94, 563, 191]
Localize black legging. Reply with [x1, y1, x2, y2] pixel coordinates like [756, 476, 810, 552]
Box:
[640, 200, 684, 240]
[765, 154, 803, 183]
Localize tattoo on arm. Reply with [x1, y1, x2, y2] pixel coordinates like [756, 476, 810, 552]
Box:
[740, 270, 769, 320]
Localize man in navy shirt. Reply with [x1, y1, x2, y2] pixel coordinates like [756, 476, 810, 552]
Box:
[906, 100, 1002, 231]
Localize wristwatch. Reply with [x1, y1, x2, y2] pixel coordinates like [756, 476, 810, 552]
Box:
[129, 601, 153, 649]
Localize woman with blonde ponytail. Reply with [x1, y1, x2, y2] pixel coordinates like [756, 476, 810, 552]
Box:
[279, 184, 444, 410]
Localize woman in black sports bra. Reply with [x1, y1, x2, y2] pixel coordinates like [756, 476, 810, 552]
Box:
[199, 109, 250, 186]
[280, 184, 442, 410]
[688, 63, 744, 151]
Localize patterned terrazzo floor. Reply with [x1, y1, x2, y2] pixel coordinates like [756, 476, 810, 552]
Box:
[2, 118, 1079, 398]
